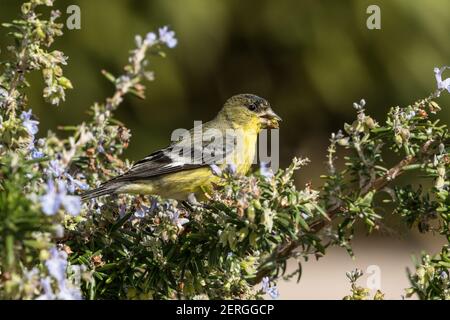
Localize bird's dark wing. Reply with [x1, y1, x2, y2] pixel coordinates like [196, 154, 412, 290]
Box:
[109, 147, 203, 183]
[108, 123, 239, 183]
[82, 146, 198, 200]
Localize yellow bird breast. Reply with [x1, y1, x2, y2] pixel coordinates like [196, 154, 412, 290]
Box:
[117, 167, 219, 200]
[117, 125, 259, 200]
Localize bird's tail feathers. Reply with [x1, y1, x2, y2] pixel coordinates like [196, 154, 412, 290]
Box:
[81, 182, 121, 201]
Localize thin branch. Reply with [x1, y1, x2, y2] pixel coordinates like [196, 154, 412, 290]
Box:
[252, 139, 437, 284]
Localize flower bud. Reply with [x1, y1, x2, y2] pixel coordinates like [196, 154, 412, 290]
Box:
[246, 205, 255, 223]
[400, 128, 410, 141]
[337, 137, 350, 147]
[394, 134, 403, 146]
[428, 101, 441, 113]
[365, 116, 376, 129]
[39, 249, 50, 261]
[58, 77, 73, 89]
[34, 27, 46, 40]
[416, 267, 426, 279]
[237, 227, 249, 242]
[435, 176, 445, 190]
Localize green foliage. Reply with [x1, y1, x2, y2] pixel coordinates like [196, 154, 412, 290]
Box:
[406, 246, 450, 300]
[343, 269, 384, 300]
[0, 0, 449, 300]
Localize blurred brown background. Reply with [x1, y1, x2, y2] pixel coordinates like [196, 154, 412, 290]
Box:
[1, 0, 450, 299]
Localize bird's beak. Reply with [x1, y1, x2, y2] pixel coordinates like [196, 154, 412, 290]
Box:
[261, 108, 282, 129]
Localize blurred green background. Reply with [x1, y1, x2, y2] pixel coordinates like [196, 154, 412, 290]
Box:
[2, 0, 449, 173]
[1, 0, 450, 299]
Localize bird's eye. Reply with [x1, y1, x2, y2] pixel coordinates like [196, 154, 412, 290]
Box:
[248, 103, 258, 111]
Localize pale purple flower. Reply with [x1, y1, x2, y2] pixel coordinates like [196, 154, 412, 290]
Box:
[210, 164, 222, 176]
[43, 248, 83, 300]
[37, 138, 45, 146]
[65, 173, 89, 193]
[168, 210, 189, 228]
[262, 276, 270, 292]
[97, 142, 105, 154]
[47, 160, 65, 177]
[301, 211, 309, 220]
[134, 204, 150, 218]
[227, 163, 237, 175]
[46, 247, 68, 288]
[40, 180, 81, 216]
[434, 66, 450, 94]
[405, 110, 416, 120]
[28, 139, 44, 159]
[59, 190, 82, 216]
[116, 75, 132, 92]
[40, 180, 60, 215]
[31, 149, 45, 159]
[118, 204, 127, 218]
[0, 87, 8, 99]
[57, 285, 83, 300]
[24, 267, 39, 281]
[267, 286, 280, 299]
[36, 277, 55, 300]
[37, 276, 82, 300]
[260, 162, 274, 180]
[134, 208, 145, 218]
[261, 276, 280, 299]
[144, 32, 157, 46]
[158, 26, 177, 48]
[150, 198, 158, 211]
[20, 109, 39, 135]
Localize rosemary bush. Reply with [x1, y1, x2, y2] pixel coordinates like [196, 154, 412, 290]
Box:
[0, 0, 449, 300]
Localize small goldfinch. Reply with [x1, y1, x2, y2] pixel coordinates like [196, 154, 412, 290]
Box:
[81, 94, 281, 201]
